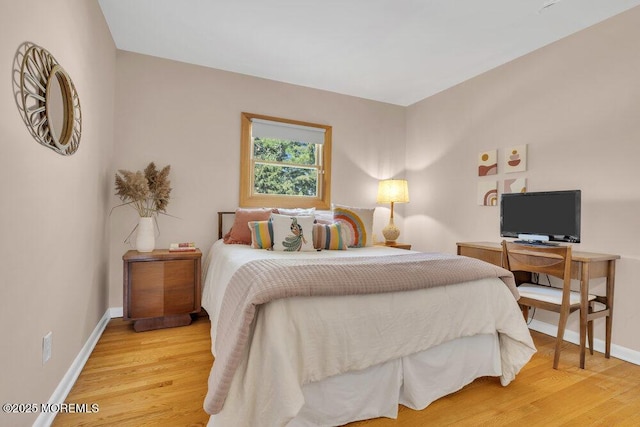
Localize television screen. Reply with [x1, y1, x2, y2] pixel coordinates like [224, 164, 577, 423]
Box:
[500, 190, 581, 243]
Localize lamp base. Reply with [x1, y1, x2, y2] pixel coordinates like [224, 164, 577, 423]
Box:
[381, 219, 400, 243]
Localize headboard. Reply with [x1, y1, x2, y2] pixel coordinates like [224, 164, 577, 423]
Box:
[217, 211, 235, 240]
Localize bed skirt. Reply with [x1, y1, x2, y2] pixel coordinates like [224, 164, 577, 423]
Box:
[208, 333, 500, 427]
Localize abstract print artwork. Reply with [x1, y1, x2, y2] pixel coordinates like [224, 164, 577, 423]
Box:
[504, 144, 527, 173]
[478, 181, 498, 206]
[504, 178, 527, 194]
[478, 149, 498, 176]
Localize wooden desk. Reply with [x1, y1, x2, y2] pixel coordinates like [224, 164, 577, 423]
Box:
[457, 241, 620, 368]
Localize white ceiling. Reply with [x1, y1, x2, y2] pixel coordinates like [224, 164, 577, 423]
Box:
[98, 0, 640, 106]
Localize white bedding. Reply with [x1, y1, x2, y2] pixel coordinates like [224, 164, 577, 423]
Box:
[202, 240, 536, 426]
[201, 240, 415, 356]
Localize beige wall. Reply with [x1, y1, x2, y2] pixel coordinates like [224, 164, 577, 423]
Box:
[0, 1, 116, 425]
[108, 52, 407, 307]
[405, 7, 640, 353]
[2, 3, 639, 423]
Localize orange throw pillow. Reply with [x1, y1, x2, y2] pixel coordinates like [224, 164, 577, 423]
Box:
[223, 208, 275, 245]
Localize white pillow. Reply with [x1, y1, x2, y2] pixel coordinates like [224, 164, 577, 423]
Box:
[277, 207, 316, 216]
[332, 204, 375, 247]
[314, 209, 334, 225]
[271, 213, 316, 252]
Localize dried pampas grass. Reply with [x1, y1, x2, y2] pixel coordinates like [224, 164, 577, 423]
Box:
[114, 162, 172, 217]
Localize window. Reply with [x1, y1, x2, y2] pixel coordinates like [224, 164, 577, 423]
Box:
[240, 112, 332, 209]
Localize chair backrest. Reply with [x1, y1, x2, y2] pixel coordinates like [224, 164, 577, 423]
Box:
[501, 240, 572, 281]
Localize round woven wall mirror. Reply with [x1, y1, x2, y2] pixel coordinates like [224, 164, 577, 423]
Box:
[14, 42, 82, 155]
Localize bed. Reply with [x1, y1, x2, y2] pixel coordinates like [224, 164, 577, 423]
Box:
[201, 210, 536, 427]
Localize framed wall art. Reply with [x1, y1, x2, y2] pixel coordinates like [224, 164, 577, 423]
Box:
[504, 144, 527, 173]
[477, 181, 497, 206]
[478, 149, 497, 176]
[504, 178, 527, 194]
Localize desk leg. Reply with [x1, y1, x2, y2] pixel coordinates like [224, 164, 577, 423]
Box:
[605, 260, 616, 359]
[579, 263, 590, 369]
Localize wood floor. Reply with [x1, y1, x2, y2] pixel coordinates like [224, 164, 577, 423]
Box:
[55, 317, 640, 426]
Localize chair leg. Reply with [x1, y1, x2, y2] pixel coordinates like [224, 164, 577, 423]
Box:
[554, 305, 571, 369]
[520, 304, 529, 322]
[588, 303, 594, 355]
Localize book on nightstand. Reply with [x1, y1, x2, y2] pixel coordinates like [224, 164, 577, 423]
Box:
[169, 242, 196, 252]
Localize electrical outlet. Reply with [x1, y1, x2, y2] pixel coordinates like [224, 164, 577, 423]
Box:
[43, 332, 52, 365]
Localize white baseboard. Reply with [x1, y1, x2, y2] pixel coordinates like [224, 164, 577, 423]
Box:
[33, 309, 112, 427]
[528, 319, 640, 366]
[33, 308, 123, 426]
[109, 306, 123, 318]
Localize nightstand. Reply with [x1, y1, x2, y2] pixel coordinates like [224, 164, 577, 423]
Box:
[123, 249, 202, 332]
[375, 242, 412, 250]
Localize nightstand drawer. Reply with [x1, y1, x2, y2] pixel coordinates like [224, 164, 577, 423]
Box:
[129, 259, 196, 318]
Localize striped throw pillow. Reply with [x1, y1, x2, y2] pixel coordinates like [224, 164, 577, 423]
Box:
[313, 222, 347, 250]
[247, 220, 273, 249]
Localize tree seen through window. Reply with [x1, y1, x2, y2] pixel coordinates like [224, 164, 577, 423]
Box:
[253, 137, 318, 197]
[240, 112, 332, 209]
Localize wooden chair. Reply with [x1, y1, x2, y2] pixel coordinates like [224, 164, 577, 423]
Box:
[501, 240, 595, 369]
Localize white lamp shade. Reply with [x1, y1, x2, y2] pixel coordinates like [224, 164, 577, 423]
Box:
[377, 179, 409, 204]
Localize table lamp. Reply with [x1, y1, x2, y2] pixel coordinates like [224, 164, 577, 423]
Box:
[376, 179, 409, 243]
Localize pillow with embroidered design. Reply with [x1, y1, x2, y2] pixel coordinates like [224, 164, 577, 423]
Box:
[332, 204, 375, 248]
[271, 213, 315, 252]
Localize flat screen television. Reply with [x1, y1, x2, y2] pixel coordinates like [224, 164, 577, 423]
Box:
[500, 190, 581, 244]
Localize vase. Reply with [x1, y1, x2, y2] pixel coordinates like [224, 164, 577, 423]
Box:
[135, 216, 155, 252]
